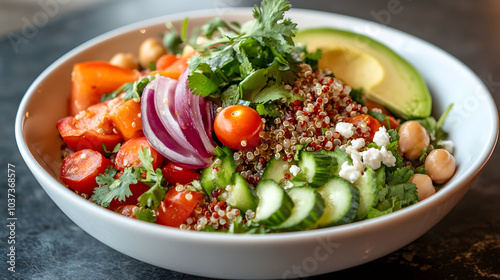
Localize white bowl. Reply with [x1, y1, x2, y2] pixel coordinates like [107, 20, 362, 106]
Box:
[15, 8, 498, 279]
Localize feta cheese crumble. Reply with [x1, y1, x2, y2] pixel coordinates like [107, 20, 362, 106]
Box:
[335, 122, 355, 138]
[373, 126, 390, 147]
[338, 126, 396, 183]
[289, 165, 301, 176]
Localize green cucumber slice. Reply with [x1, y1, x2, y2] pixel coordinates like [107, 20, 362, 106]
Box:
[226, 173, 259, 212]
[261, 156, 296, 185]
[353, 166, 379, 220]
[316, 176, 360, 227]
[273, 186, 325, 232]
[254, 180, 294, 226]
[296, 151, 337, 188]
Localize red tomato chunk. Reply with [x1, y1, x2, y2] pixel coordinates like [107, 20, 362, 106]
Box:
[156, 188, 205, 228]
[60, 149, 112, 195]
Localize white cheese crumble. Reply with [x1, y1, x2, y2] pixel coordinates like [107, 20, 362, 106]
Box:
[335, 122, 355, 139]
[289, 165, 301, 176]
[373, 126, 390, 147]
[338, 162, 361, 183]
[338, 126, 396, 183]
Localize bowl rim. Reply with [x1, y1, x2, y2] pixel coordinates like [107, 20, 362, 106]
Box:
[15, 7, 499, 244]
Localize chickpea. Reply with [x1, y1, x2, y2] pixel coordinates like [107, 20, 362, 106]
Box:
[109, 52, 139, 70]
[409, 174, 435, 201]
[398, 121, 430, 160]
[425, 149, 456, 184]
[139, 38, 166, 69]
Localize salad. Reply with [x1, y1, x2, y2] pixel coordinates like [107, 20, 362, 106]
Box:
[57, 0, 456, 233]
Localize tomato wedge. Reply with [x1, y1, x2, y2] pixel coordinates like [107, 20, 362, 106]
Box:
[108, 99, 144, 140]
[156, 188, 205, 227]
[69, 61, 139, 116]
[114, 136, 163, 171]
[343, 114, 382, 142]
[57, 99, 123, 153]
[60, 149, 112, 195]
[162, 163, 201, 185]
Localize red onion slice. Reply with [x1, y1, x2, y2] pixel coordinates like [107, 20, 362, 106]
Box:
[141, 87, 211, 168]
[174, 70, 216, 157]
[152, 76, 199, 154]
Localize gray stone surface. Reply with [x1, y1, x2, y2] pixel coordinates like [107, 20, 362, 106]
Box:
[1, 0, 499, 279]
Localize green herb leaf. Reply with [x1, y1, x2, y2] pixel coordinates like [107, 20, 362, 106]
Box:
[349, 88, 366, 106]
[135, 208, 157, 223]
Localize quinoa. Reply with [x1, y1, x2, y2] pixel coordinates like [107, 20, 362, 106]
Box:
[232, 64, 370, 186]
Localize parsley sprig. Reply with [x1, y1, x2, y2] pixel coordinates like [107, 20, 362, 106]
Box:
[177, 0, 313, 109]
[92, 148, 167, 222]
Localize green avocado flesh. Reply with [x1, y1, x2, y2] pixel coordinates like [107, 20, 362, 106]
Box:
[295, 28, 431, 119]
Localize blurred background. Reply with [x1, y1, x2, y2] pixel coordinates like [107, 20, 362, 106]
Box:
[1, 0, 499, 279]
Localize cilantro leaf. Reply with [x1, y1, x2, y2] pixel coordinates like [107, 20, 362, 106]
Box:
[92, 166, 141, 207]
[135, 208, 157, 223]
[386, 166, 414, 185]
[163, 22, 184, 55]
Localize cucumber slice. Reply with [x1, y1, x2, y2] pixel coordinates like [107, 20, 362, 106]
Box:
[319, 148, 352, 176]
[261, 156, 296, 185]
[353, 166, 379, 220]
[226, 173, 259, 212]
[200, 148, 236, 197]
[273, 186, 325, 232]
[316, 176, 360, 227]
[296, 151, 337, 188]
[254, 180, 294, 226]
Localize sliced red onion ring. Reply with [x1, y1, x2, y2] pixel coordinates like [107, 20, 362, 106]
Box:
[151, 76, 199, 155]
[174, 70, 216, 156]
[141, 86, 212, 168]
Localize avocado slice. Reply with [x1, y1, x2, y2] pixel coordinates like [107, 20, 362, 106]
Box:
[295, 28, 431, 119]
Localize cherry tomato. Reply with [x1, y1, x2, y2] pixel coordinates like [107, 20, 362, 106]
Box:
[364, 100, 393, 116]
[364, 100, 400, 129]
[60, 149, 112, 195]
[162, 163, 201, 185]
[57, 99, 123, 154]
[115, 205, 138, 219]
[114, 136, 163, 171]
[381, 116, 400, 130]
[344, 114, 382, 142]
[108, 99, 144, 141]
[108, 173, 151, 210]
[214, 105, 263, 150]
[156, 188, 205, 227]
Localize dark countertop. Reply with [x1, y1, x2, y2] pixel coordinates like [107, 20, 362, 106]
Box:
[1, 0, 499, 279]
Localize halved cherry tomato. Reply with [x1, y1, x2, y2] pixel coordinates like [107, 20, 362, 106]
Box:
[344, 114, 382, 142]
[156, 188, 205, 227]
[365, 100, 393, 116]
[214, 105, 263, 150]
[114, 136, 163, 171]
[60, 149, 112, 195]
[69, 61, 140, 116]
[381, 116, 400, 130]
[162, 163, 201, 185]
[57, 99, 123, 153]
[364, 100, 400, 129]
[115, 205, 138, 219]
[155, 54, 178, 71]
[108, 99, 144, 140]
[108, 173, 151, 210]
